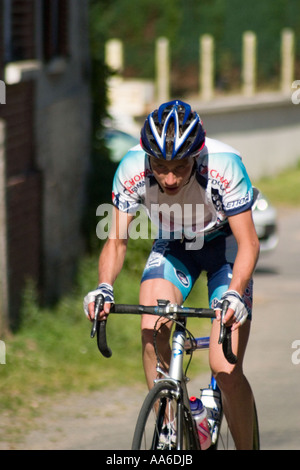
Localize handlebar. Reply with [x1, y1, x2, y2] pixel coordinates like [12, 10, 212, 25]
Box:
[90, 295, 237, 364]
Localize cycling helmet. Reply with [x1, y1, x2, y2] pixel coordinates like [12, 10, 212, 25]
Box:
[140, 100, 206, 160]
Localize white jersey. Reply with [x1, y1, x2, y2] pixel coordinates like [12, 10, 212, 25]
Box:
[112, 137, 253, 239]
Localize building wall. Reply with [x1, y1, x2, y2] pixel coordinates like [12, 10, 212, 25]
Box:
[34, 1, 91, 303]
[0, 0, 91, 331]
[0, 78, 42, 328]
[196, 94, 300, 181]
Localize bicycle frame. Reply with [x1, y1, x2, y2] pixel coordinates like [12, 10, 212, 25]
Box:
[169, 321, 187, 382]
[90, 295, 259, 450]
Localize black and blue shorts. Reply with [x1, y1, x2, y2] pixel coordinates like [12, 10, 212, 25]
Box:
[141, 234, 253, 320]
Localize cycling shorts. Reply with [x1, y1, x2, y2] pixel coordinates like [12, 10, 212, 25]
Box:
[141, 234, 253, 320]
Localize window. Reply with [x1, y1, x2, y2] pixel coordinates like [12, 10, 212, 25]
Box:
[3, 0, 35, 63]
[43, 0, 69, 62]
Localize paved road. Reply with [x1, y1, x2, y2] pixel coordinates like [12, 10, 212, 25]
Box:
[4, 208, 300, 450]
[245, 207, 300, 450]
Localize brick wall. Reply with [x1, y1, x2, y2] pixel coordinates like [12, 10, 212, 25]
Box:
[0, 82, 42, 328]
[0, 0, 90, 331]
[7, 173, 42, 326]
[9, 0, 35, 62]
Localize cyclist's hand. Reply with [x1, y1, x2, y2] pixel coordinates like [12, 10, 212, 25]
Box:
[83, 283, 114, 321]
[214, 290, 248, 331]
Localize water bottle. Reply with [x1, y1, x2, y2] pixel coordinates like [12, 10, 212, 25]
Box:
[189, 396, 211, 450]
[200, 388, 222, 445]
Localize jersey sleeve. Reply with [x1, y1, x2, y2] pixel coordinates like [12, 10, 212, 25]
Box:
[221, 153, 254, 217]
[112, 150, 143, 214]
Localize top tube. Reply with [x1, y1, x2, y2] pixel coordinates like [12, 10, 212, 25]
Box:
[191, 337, 210, 350]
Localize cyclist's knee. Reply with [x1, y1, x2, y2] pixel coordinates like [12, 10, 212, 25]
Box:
[141, 328, 154, 350]
[142, 325, 171, 362]
[212, 368, 244, 396]
[142, 325, 170, 346]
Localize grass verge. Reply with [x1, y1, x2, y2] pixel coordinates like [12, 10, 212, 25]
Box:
[254, 160, 300, 207]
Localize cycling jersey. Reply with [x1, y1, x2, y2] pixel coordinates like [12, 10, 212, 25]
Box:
[111, 136, 254, 315]
[112, 137, 254, 241]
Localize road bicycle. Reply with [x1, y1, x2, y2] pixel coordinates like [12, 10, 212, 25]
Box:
[90, 295, 260, 450]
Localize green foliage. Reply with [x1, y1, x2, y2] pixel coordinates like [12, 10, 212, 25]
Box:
[255, 160, 300, 207]
[91, 0, 181, 79]
[89, 0, 300, 94]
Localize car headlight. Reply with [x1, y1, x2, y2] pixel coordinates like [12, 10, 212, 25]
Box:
[256, 197, 269, 211]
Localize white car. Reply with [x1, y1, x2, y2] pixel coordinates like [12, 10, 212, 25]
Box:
[104, 128, 140, 162]
[252, 188, 278, 253]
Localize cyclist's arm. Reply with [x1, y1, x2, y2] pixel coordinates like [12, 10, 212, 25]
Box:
[223, 209, 260, 328]
[98, 206, 134, 284]
[88, 206, 134, 319]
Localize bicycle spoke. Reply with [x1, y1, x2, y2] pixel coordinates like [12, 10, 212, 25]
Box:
[132, 381, 197, 450]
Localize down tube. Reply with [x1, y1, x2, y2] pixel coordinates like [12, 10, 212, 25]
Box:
[169, 326, 186, 381]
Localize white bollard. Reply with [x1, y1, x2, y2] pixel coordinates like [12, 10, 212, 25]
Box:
[242, 31, 256, 97]
[281, 28, 295, 94]
[200, 35, 214, 101]
[105, 39, 124, 73]
[156, 37, 170, 103]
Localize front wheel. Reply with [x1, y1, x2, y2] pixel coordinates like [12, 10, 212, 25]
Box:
[132, 380, 199, 450]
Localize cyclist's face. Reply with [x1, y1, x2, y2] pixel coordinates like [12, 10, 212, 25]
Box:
[150, 157, 194, 195]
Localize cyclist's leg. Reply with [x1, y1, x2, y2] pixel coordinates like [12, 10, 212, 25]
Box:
[140, 279, 183, 390]
[139, 239, 196, 390]
[208, 259, 255, 450]
[209, 319, 254, 450]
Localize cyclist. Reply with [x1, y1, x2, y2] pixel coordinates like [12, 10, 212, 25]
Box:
[84, 100, 260, 450]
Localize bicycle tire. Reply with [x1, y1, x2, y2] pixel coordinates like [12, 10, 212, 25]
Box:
[132, 381, 200, 450]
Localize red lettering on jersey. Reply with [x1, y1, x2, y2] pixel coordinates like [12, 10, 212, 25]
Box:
[210, 169, 230, 191]
[124, 169, 152, 193]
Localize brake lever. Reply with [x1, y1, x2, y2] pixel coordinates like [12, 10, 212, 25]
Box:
[218, 299, 237, 365]
[218, 300, 229, 345]
[90, 294, 104, 338]
[90, 294, 112, 358]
